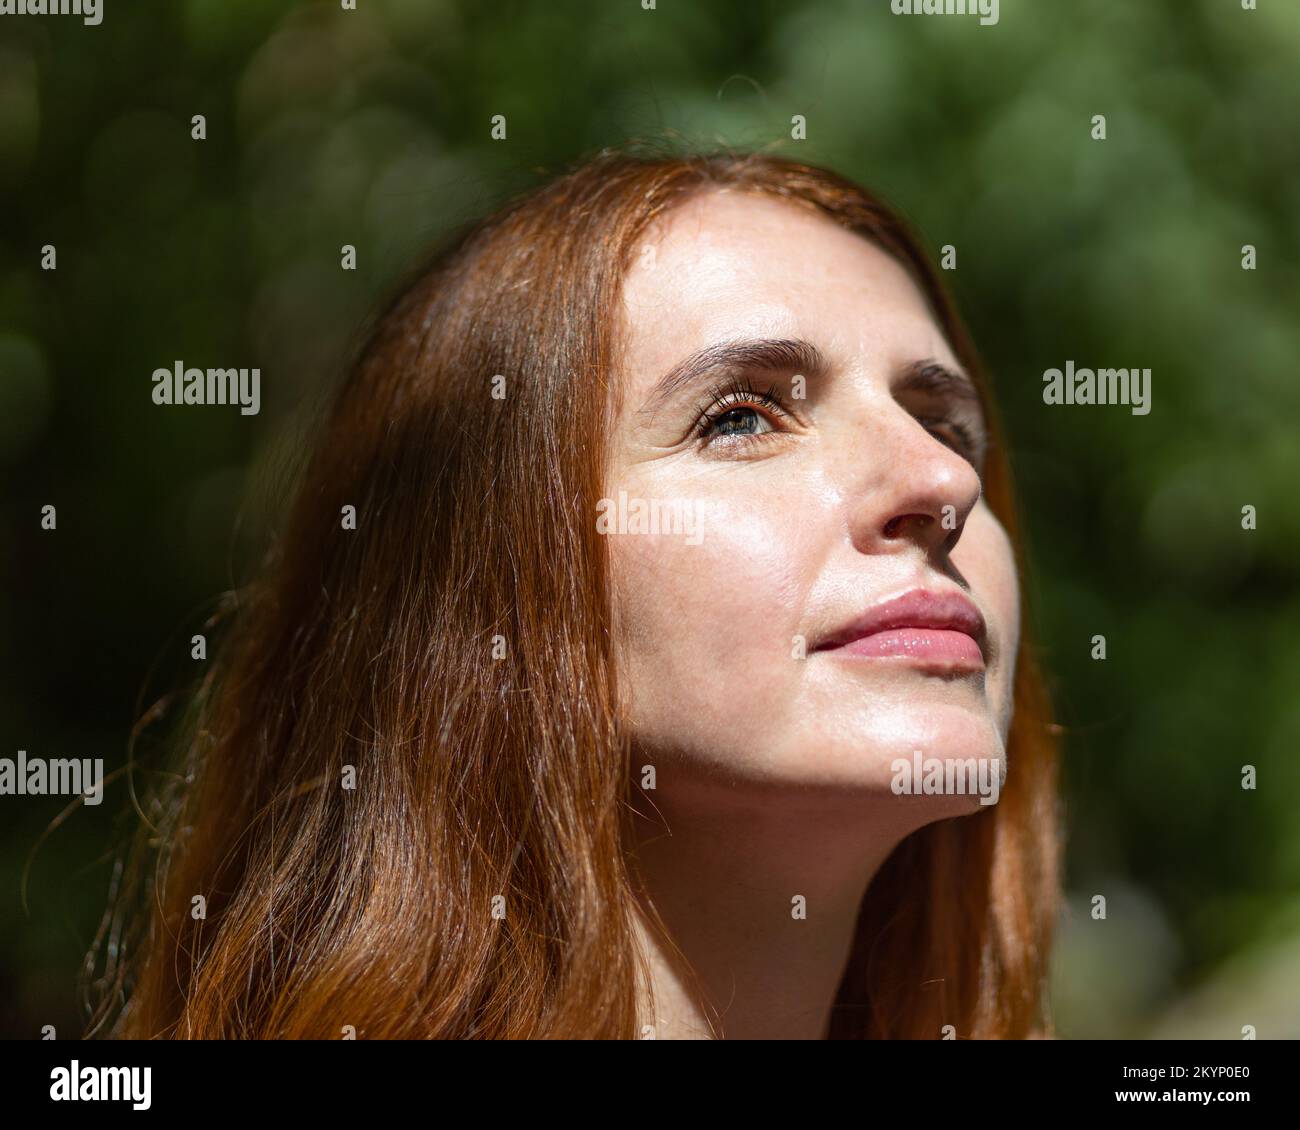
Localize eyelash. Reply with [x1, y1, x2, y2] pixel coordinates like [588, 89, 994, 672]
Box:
[916, 416, 981, 466]
[692, 377, 792, 442]
[690, 378, 984, 471]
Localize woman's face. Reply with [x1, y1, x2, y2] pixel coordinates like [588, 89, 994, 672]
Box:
[607, 189, 1019, 815]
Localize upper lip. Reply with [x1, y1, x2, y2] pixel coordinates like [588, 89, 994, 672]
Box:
[813, 588, 987, 653]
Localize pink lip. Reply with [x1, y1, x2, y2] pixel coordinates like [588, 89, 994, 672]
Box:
[814, 589, 987, 670]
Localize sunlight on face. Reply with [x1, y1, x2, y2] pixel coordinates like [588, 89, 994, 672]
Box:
[607, 189, 1019, 818]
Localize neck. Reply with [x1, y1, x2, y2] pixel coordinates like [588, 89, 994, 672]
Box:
[627, 787, 922, 1040]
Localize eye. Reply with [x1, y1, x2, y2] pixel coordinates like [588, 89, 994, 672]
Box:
[709, 405, 774, 438]
[917, 415, 982, 469]
[694, 378, 791, 446]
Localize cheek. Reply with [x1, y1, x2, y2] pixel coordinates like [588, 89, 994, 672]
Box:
[607, 486, 812, 750]
[952, 506, 1020, 719]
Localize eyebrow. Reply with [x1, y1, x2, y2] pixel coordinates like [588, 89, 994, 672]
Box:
[896, 359, 981, 403]
[637, 338, 830, 419]
[637, 337, 981, 418]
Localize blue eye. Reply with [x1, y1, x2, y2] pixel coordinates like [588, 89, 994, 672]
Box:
[710, 406, 769, 436]
[695, 378, 790, 444]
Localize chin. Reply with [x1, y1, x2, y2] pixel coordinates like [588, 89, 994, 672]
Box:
[777, 696, 1008, 803]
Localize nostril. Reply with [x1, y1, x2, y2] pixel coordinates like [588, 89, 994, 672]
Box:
[883, 513, 931, 539]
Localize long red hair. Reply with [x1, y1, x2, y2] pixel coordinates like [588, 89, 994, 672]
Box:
[89, 146, 1060, 1039]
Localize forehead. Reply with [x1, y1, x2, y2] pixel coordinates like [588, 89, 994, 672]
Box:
[618, 188, 958, 395]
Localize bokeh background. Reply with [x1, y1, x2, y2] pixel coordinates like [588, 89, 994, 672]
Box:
[2, 0, 1298, 1039]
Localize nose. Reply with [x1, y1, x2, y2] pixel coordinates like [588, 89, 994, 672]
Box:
[846, 405, 983, 560]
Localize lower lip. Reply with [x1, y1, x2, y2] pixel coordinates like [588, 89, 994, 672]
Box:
[827, 627, 984, 668]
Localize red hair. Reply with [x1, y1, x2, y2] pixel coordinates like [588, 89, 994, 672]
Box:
[89, 146, 1060, 1039]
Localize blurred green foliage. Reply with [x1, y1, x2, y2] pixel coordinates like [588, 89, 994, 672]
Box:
[2, 0, 1298, 1038]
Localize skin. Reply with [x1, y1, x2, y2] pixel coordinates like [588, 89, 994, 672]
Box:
[605, 189, 1021, 1039]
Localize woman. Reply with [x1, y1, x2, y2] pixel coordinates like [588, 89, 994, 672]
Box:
[90, 146, 1060, 1040]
